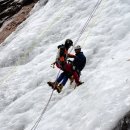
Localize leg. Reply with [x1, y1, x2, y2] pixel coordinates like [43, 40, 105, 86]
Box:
[47, 72, 65, 89]
[56, 72, 65, 83]
[73, 71, 79, 84]
[61, 74, 69, 86]
[56, 73, 69, 93]
[73, 71, 83, 86]
[64, 64, 83, 86]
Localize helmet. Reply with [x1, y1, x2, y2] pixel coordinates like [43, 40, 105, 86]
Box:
[74, 45, 81, 50]
[65, 39, 73, 47]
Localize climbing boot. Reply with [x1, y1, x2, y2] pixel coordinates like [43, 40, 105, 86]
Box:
[56, 84, 63, 93]
[47, 81, 58, 90]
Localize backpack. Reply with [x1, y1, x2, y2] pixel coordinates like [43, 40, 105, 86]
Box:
[56, 44, 67, 62]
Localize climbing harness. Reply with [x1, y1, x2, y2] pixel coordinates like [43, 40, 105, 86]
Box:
[30, 0, 103, 130]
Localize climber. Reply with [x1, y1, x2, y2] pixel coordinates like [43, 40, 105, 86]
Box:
[52, 39, 75, 70]
[48, 45, 86, 93]
[71, 45, 86, 81]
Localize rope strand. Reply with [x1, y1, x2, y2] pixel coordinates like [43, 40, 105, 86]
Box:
[30, 90, 54, 130]
[30, 70, 61, 130]
[72, 0, 103, 49]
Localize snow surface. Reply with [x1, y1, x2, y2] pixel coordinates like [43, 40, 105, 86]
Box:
[0, 0, 130, 130]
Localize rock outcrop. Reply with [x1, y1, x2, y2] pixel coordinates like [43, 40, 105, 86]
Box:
[0, 0, 40, 44]
[113, 111, 130, 130]
[0, 0, 38, 28]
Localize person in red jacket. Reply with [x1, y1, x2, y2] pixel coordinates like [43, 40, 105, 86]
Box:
[53, 39, 75, 70]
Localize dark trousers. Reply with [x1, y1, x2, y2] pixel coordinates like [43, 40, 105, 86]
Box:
[56, 62, 80, 85]
[56, 72, 68, 86]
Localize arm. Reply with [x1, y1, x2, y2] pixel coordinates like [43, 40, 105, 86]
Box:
[68, 53, 75, 58]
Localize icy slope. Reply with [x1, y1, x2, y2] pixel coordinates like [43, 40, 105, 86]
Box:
[0, 0, 130, 130]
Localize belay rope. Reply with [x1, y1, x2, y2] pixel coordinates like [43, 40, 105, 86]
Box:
[30, 90, 54, 130]
[30, 0, 103, 130]
[71, 0, 103, 50]
[30, 71, 61, 130]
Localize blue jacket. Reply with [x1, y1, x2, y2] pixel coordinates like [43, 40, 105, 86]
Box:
[73, 52, 86, 71]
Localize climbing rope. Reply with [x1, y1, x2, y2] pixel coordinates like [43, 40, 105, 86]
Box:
[30, 0, 103, 130]
[30, 90, 54, 130]
[71, 0, 103, 50]
[30, 71, 61, 130]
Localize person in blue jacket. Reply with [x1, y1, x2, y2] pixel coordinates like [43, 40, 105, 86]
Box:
[72, 45, 86, 76]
